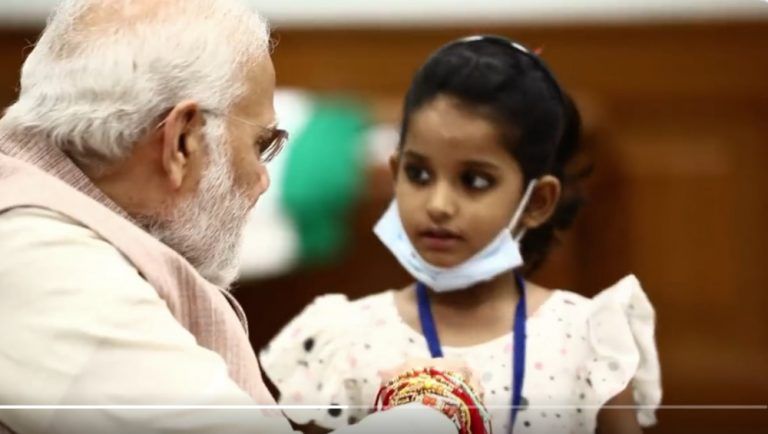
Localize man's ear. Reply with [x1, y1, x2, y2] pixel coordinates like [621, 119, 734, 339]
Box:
[389, 152, 401, 181]
[157, 100, 204, 189]
[520, 175, 562, 230]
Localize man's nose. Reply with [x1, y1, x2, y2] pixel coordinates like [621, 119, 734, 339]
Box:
[249, 164, 270, 207]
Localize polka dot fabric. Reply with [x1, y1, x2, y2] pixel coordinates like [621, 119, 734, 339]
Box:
[259, 275, 661, 433]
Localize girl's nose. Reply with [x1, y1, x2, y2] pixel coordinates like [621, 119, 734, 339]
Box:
[426, 182, 457, 223]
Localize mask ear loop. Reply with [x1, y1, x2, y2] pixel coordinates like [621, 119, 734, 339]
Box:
[509, 179, 538, 242]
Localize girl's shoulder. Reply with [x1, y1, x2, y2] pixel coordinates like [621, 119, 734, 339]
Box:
[263, 289, 397, 345]
[259, 289, 399, 368]
[538, 274, 653, 322]
[548, 274, 661, 427]
[295, 289, 399, 325]
[259, 289, 402, 428]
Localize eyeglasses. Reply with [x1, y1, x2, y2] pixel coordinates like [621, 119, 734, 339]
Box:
[202, 109, 289, 163]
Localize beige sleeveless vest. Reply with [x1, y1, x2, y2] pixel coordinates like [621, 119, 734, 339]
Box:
[0, 131, 276, 406]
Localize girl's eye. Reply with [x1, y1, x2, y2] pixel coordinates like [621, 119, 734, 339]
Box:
[404, 164, 431, 185]
[461, 171, 494, 191]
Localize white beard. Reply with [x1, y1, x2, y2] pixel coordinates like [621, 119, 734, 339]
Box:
[138, 120, 252, 288]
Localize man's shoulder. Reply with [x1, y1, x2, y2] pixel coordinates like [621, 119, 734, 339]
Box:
[0, 206, 141, 286]
[0, 206, 97, 241]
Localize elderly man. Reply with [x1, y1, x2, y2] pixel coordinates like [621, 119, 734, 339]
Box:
[0, 1, 482, 433]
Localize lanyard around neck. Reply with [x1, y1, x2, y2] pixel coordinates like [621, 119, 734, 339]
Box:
[416, 274, 527, 433]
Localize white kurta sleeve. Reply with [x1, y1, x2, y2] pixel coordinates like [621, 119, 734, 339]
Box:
[0, 208, 295, 434]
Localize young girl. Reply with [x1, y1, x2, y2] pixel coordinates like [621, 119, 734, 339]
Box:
[260, 36, 661, 434]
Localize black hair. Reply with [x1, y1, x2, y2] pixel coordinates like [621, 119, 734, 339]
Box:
[398, 35, 588, 273]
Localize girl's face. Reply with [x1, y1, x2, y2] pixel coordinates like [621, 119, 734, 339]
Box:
[392, 94, 528, 268]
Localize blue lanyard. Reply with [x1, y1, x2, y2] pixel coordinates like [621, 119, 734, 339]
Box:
[416, 274, 527, 433]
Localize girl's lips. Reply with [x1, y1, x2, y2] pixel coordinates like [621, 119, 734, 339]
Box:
[418, 228, 463, 252]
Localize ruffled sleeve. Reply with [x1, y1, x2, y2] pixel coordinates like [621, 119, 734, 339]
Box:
[585, 275, 662, 427]
[259, 294, 370, 429]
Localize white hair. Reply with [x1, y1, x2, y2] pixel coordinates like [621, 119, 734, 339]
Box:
[0, 0, 270, 169]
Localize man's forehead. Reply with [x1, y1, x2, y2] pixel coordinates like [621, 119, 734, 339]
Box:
[246, 54, 276, 89]
[235, 56, 277, 124]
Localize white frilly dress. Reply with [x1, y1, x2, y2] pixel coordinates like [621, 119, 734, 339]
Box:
[260, 275, 661, 434]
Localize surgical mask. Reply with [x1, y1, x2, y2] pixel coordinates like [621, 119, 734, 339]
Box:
[374, 181, 537, 292]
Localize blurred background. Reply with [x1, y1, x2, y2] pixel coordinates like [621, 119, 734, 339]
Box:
[1, 1, 766, 432]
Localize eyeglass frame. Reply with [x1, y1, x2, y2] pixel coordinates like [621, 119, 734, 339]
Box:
[200, 109, 289, 163]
